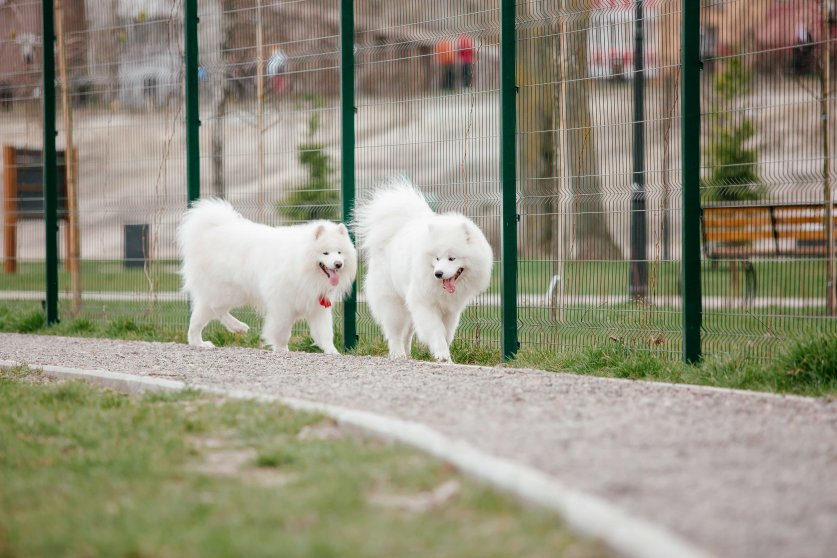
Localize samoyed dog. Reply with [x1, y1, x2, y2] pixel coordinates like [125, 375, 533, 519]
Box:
[177, 199, 357, 354]
[353, 179, 493, 362]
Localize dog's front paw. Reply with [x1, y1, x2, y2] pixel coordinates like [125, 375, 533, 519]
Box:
[193, 340, 215, 349]
[323, 348, 340, 356]
[434, 354, 452, 364]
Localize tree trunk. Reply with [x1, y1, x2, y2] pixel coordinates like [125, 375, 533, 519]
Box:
[563, 0, 622, 260]
[256, 0, 266, 210]
[517, 5, 556, 258]
[204, 0, 226, 199]
[661, 72, 675, 261]
[822, 0, 835, 316]
[552, 7, 568, 321]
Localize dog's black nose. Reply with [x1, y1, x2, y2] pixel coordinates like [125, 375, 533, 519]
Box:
[334, 261, 342, 269]
[435, 271, 443, 278]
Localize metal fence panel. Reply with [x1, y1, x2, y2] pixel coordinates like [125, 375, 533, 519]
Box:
[514, 0, 685, 359]
[1, 0, 834, 363]
[699, 0, 836, 359]
[352, 0, 503, 356]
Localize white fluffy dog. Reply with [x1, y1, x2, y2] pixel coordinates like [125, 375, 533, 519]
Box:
[353, 179, 493, 362]
[177, 199, 357, 354]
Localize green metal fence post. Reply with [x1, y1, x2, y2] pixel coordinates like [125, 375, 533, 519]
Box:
[500, 0, 518, 361]
[340, 0, 357, 352]
[185, 0, 200, 206]
[42, 0, 58, 326]
[681, 0, 702, 363]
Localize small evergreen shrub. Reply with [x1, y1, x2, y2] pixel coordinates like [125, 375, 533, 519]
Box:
[277, 101, 340, 222]
[702, 58, 764, 202]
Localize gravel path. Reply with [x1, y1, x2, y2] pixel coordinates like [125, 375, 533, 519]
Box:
[2, 333, 836, 558]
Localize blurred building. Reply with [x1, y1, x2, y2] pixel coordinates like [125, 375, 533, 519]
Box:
[705, 0, 836, 73]
[0, 0, 86, 104]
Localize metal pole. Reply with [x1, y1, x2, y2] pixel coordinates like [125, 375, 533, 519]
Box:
[185, 0, 200, 207]
[340, 0, 357, 351]
[500, 0, 518, 361]
[681, 0, 702, 363]
[42, 0, 59, 326]
[630, 0, 648, 301]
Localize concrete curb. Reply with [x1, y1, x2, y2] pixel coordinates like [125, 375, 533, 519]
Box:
[1, 359, 713, 558]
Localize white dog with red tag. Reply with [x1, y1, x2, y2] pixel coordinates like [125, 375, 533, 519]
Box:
[178, 199, 357, 354]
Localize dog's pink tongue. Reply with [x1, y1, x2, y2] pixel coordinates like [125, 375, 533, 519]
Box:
[327, 269, 340, 286]
[442, 278, 456, 293]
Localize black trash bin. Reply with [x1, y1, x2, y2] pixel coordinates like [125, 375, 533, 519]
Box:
[124, 224, 149, 269]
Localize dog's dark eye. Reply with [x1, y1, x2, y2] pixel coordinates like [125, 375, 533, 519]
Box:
[448, 257, 456, 262]
[435, 257, 440, 261]
[322, 252, 328, 255]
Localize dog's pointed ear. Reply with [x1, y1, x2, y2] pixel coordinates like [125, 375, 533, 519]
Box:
[337, 223, 348, 236]
[314, 224, 325, 240]
[462, 222, 472, 244]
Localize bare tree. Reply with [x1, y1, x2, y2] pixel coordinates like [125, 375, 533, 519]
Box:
[517, 4, 557, 258]
[202, 0, 227, 199]
[658, 4, 680, 261]
[563, 0, 621, 260]
[821, 0, 834, 316]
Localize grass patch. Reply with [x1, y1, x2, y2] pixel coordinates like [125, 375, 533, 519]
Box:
[0, 260, 182, 293]
[510, 333, 837, 397]
[1, 301, 834, 396]
[0, 368, 611, 558]
[3, 258, 832, 298]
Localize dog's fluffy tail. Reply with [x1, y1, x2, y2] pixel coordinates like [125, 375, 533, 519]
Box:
[352, 177, 434, 256]
[176, 197, 241, 257]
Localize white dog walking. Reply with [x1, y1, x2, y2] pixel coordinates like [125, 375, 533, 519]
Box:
[177, 199, 357, 354]
[353, 179, 493, 362]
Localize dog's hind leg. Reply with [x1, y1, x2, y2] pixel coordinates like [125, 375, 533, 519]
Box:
[262, 311, 293, 352]
[188, 300, 216, 348]
[218, 311, 249, 334]
[306, 307, 339, 355]
[370, 296, 412, 359]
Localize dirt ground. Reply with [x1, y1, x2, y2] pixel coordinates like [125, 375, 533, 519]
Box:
[1, 332, 835, 558]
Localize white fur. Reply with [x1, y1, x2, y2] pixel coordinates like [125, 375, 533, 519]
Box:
[177, 198, 357, 354]
[353, 178, 493, 362]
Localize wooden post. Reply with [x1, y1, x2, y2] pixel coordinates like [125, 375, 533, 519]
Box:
[55, 0, 81, 313]
[3, 145, 17, 274]
[822, 0, 834, 316]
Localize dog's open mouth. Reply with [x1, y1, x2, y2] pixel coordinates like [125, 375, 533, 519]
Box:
[442, 268, 464, 294]
[319, 263, 340, 286]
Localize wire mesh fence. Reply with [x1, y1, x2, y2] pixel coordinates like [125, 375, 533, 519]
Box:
[0, 0, 834, 362]
[353, 1, 503, 352]
[700, 0, 836, 358]
[195, 0, 344, 340]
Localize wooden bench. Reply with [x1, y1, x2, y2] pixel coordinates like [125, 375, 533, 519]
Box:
[700, 202, 837, 300]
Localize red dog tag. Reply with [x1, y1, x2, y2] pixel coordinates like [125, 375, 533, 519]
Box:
[319, 296, 332, 308]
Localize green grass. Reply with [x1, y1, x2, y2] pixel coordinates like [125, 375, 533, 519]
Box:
[512, 259, 833, 298]
[0, 260, 182, 293]
[510, 335, 837, 397]
[1, 300, 835, 396]
[0, 366, 611, 558]
[3, 258, 831, 298]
